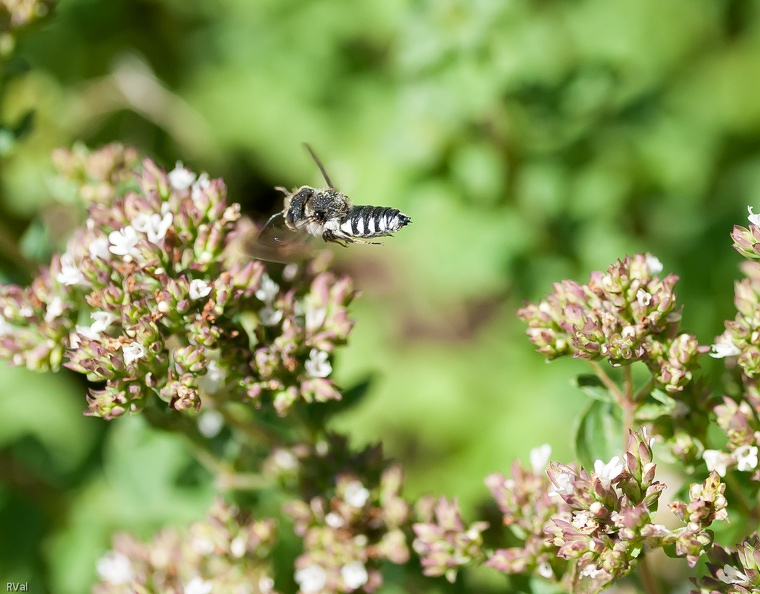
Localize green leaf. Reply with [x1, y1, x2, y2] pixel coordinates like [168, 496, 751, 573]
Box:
[573, 374, 616, 403]
[11, 110, 35, 140]
[305, 375, 374, 426]
[0, 111, 35, 156]
[649, 388, 676, 406]
[636, 388, 676, 421]
[573, 399, 623, 471]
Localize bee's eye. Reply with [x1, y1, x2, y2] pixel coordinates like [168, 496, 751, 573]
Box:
[297, 187, 314, 200]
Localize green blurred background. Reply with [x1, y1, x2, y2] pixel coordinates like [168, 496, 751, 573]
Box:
[1, 0, 758, 592]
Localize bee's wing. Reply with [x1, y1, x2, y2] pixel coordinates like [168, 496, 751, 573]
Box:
[247, 211, 314, 263]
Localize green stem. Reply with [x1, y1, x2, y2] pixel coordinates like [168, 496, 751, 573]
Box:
[621, 365, 635, 444]
[623, 365, 634, 402]
[589, 361, 635, 447]
[633, 378, 654, 403]
[215, 472, 271, 491]
[589, 361, 625, 402]
[638, 555, 661, 594]
[217, 404, 282, 447]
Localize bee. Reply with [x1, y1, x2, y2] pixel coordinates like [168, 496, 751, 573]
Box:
[255, 145, 411, 261]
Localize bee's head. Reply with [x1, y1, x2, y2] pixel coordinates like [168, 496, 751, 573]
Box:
[284, 186, 348, 231]
[284, 186, 315, 228]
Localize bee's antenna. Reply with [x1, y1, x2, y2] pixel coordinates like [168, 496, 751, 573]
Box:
[303, 143, 334, 188]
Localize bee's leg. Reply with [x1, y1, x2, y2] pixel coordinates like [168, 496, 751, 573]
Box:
[348, 237, 382, 245]
[322, 230, 350, 247]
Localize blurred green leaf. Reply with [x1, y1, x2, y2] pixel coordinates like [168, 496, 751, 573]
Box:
[306, 375, 374, 427]
[572, 374, 616, 404]
[0, 366, 94, 473]
[573, 399, 622, 471]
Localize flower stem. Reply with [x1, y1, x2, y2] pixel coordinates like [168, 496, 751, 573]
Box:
[638, 555, 662, 594]
[589, 361, 635, 446]
[621, 365, 636, 445]
[589, 361, 625, 402]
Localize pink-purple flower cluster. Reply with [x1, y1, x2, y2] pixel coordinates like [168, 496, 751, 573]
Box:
[692, 533, 760, 593]
[283, 440, 411, 593]
[518, 254, 705, 393]
[412, 496, 489, 583]
[93, 498, 278, 594]
[0, 145, 355, 418]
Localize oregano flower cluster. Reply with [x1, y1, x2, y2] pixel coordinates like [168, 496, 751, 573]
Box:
[4, 145, 760, 593]
[0, 144, 354, 419]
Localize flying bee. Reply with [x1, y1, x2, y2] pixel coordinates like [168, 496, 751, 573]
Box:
[254, 145, 411, 261]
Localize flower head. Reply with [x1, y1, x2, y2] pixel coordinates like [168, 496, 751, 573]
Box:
[593, 456, 623, 488]
[168, 161, 196, 191]
[305, 349, 332, 378]
[108, 226, 140, 261]
[96, 551, 134, 585]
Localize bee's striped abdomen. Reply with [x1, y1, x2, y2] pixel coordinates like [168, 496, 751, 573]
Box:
[342, 205, 411, 239]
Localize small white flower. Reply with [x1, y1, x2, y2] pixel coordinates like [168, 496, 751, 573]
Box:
[703, 449, 733, 477]
[108, 226, 141, 261]
[622, 325, 636, 339]
[96, 551, 134, 585]
[636, 289, 652, 307]
[168, 161, 196, 192]
[56, 253, 84, 286]
[0, 314, 13, 337]
[199, 360, 227, 394]
[344, 480, 370, 508]
[295, 564, 327, 594]
[580, 564, 603, 579]
[710, 334, 741, 359]
[189, 279, 212, 300]
[733, 445, 758, 472]
[549, 472, 575, 497]
[70, 324, 101, 348]
[191, 172, 211, 201]
[44, 296, 64, 322]
[305, 349, 332, 378]
[341, 561, 369, 590]
[122, 342, 147, 365]
[748, 206, 760, 227]
[325, 512, 345, 528]
[184, 576, 212, 594]
[594, 456, 623, 488]
[191, 536, 215, 555]
[197, 409, 224, 438]
[305, 303, 327, 331]
[571, 510, 593, 530]
[645, 254, 663, 274]
[255, 274, 279, 303]
[91, 311, 118, 333]
[537, 561, 553, 579]
[259, 305, 283, 326]
[89, 235, 111, 260]
[529, 444, 551, 474]
[283, 262, 299, 281]
[230, 535, 247, 558]
[131, 213, 152, 233]
[133, 211, 173, 244]
[273, 448, 298, 471]
[719, 563, 750, 585]
[258, 576, 275, 594]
